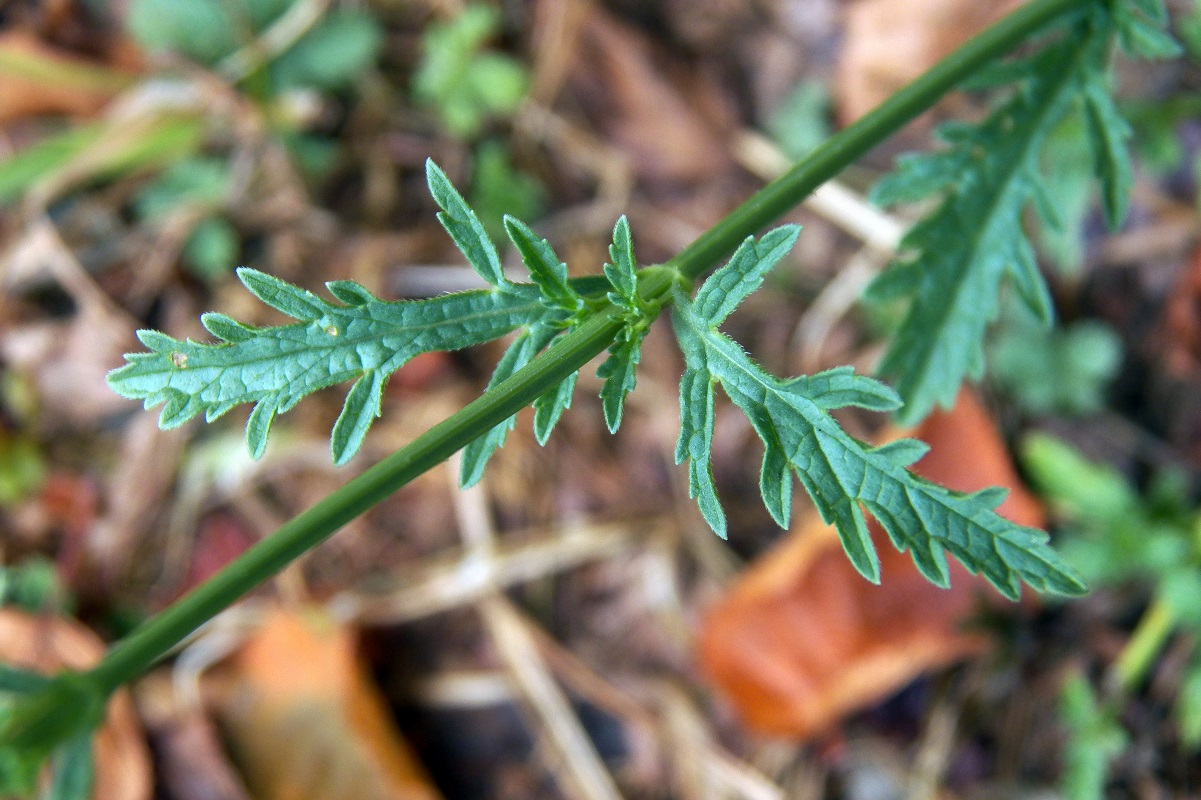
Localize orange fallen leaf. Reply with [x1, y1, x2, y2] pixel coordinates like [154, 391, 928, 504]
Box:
[836, 0, 1026, 123]
[0, 31, 138, 123]
[695, 389, 1046, 737]
[213, 607, 443, 800]
[0, 609, 151, 800]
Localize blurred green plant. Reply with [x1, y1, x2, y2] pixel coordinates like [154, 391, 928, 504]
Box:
[0, 373, 46, 509]
[1034, 115, 1098, 273]
[0, 559, 71, 617]
[412, 3, 528, 139]
[987, 305, 1123, 416]
[470, 139, 545, 244]
[134, 157, 238, 279]
[1058, 671, 1130, 800]
[766, 80, 832, 161]
[128, 0, 382, 93]
[0, 561, 83, 800]
[0, 436, 45, 509]
[0, 115, 206, 207]
[0, 0, 382, 282]
[1023, 434, 1201, 798]
[1177, 0, 1201, 58]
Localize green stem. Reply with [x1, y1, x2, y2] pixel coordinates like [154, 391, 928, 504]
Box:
[1110, 594, 1175, 693]
[1, 0, 1094, 752]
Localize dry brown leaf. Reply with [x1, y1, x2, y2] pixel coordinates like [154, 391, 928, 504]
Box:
[569, 9, 735, 183]
[134, 672, 253, 800]
[1161, 246, 1201, 377]
[0, 31, 137, 123]
[695, 389, 1046, 738]
[213, 607, 443, 800]
[1150, 245, 1201, 465]
[0, 609, 151, 800]
[836, 0, 1026, 122]
[0, 221, 138, 428]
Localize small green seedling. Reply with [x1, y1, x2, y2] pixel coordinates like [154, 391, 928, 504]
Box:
[470, 140, 545, 244]
[987, 305, 1123, 416]
[128, 0, 382, 93]
[412, 3, 529, 138]
[1023, 434, 1201, 799]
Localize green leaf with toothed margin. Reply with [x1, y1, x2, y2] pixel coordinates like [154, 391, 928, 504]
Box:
[867, 5, 1170, 424]
[426, 159, 509, 289]
[533, 370, 577, 446]
[597, 330, 644, 434]
[604, 215, 637, 309]
[504, 215, 582, 315]
[107, 268, 553, 465]
[596, 215, 650, 433]
[672, 227, 1086, 600]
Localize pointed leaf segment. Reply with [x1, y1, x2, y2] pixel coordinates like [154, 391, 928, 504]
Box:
[109, 161, 653, 471]
[460, 214, 653, 482]
[597, 216, 650, 433]
[673, 226, 1087, 600]
[868, 2, 1176, 424]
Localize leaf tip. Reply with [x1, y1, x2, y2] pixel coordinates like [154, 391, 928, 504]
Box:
[424, 157, 444, 186]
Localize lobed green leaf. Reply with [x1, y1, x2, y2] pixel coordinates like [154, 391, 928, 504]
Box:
[504, 215, 581, 314]
[692, 226, 799, 326]
[109, 268, 551, 465]
[1082, 79, 1133, 230]
[673, 229, 1086, 599]
[594, 216, 651, 433]
[533, 369, 577, 446]
[597, 330, 645, 433]
[866, 10, 1142, 424]
[426, 159, 509, 289]
[604, 215, 638, 309]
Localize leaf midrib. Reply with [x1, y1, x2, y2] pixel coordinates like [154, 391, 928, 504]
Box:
[891, 31, 1099, 399]
[130, 295, 549, 380]
[694, 312, 1028, 560]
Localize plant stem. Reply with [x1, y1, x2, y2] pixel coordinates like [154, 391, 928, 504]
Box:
[87, 309, 628, 695]
[1110, 594, 1175, 693]
[1, 0, 1094, 750]
[669, 0, 1090, 282]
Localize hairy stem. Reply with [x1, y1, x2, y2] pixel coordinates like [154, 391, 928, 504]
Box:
[1, 0, 1095, 751]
